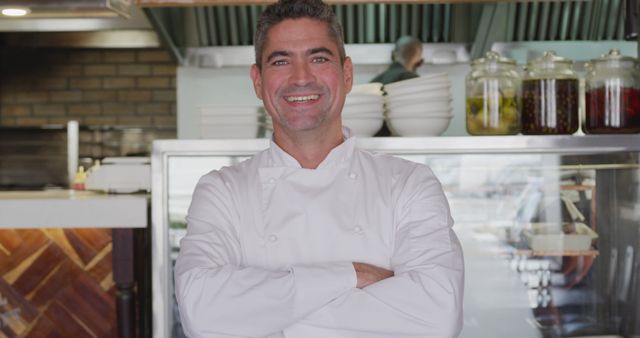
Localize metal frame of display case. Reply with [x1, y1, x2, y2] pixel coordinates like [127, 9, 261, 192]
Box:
[151, 135, 640, 338]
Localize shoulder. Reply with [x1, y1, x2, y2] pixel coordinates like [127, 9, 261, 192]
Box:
[353, 148, 438, 185]
[196, 151, 265, 192]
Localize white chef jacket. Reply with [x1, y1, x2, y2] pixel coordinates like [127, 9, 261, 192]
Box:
[175, 130, 464, 338]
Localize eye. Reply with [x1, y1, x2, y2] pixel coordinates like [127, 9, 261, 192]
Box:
[272, 59, 289, 66]
[312, 56, 328, 64]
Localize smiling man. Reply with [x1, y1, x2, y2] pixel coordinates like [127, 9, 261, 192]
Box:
[174, 1, 464, 337]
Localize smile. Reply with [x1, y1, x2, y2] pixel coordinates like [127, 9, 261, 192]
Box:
[285, 95, 320, 103]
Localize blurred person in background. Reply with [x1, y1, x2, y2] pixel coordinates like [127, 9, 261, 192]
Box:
[174, 1, 463, 337]
[372, 35, 424, 85]
[371, 36, 424, 136]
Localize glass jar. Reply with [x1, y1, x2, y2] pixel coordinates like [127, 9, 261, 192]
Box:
[466, 51, 520, 135]
[522, 51, 579, 135]
[584, 49, 640, 134]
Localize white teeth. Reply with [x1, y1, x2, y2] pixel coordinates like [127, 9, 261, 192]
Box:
[286, 95, 319, 102]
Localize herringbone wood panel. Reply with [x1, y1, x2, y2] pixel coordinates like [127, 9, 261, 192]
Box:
[0, 229, 116, 338]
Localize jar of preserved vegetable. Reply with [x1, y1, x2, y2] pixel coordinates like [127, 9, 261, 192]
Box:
[584, 49, 640, 134]
[522, 51, 579, 134]
[466, 51, 520, 135]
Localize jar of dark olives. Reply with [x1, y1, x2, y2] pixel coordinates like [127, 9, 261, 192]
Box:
[522, 51, 579, 134]
[466, 51, 520, 135]
[584, 49, 640, 134]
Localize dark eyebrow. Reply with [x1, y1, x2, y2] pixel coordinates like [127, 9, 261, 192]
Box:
[266, 50, 290, 63]
[309, 47, 334, 57]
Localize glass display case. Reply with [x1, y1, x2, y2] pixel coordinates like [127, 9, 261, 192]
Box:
[152, 135, 640, 338]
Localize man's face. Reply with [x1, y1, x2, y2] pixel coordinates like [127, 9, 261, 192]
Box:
[411, 48, 424, 72]
[251, 18, 353, 135]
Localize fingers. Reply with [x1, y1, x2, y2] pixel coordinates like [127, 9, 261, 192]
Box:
[353, 262, 394, 289]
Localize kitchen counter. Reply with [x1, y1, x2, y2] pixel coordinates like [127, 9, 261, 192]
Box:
[0, 189, 148, 228]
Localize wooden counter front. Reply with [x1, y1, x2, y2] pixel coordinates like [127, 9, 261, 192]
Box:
[0, 191, 149, 338]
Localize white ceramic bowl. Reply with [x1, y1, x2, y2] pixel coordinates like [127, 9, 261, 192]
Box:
[345, 93, 384, 105]
[386, 88, 451, 101]
[343, 111, 385, 118]
[386, 115, 452, 136]
[343, 117, 384, 137]
[384, 73, 449, 91]
[384, 82, 450, 97]
[387, 97, 452, 112]
[343, 102, 385, 116]
[350, 82, 383, 95]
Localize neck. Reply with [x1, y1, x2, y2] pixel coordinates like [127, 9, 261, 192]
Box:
[273, 123, 344, 169]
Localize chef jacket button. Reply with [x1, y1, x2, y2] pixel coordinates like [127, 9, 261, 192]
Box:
[348, 172, 357, 180]
[268, 234, 278, 242]
[353, 226, 362, 233]
[269, 178, 276, 184]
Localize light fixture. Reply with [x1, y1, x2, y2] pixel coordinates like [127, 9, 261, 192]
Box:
[1, 8, 31, 17]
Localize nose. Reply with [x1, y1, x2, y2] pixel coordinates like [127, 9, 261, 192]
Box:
[290, 61, 314, 86]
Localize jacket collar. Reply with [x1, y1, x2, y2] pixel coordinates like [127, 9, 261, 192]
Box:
[266, 127, 356, 169]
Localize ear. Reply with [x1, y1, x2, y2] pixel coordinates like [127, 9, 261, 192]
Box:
[343, 56, 354, 94]
[250, 64, 263, 100]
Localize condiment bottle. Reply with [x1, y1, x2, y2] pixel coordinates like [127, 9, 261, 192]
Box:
[466, 51, 520, 135]
[521, 51, 579, 135]
[72, 166, 87, 191]
[584, 49, 640, 134]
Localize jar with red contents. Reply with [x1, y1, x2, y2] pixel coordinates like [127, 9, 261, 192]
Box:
[584, 49, 640, 134]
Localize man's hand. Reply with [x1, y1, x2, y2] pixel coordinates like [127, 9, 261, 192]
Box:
[353, 262, 394, 289]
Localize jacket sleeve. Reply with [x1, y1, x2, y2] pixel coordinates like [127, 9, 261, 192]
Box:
[286, 165, 464, 337]
[174, 173, 357, 338]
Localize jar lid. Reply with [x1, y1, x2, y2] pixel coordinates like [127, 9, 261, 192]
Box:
[471, 51, 516, 66]
[590, 49, 638, 64]
[527, 51, 573, 68]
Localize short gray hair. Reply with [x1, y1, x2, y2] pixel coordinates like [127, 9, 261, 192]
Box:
[254, 0, 346, 69]
[392, 36, 422, 65]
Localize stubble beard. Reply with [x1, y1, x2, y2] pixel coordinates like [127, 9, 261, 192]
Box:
[273, 85, 333, 133]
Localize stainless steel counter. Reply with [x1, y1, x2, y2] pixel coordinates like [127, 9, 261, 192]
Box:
[153, 135, 640, 156]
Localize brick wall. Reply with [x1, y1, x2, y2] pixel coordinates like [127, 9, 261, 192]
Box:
[0, 48, 177, 129]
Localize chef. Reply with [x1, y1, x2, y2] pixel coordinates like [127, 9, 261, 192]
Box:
[174, 0, 464, 337]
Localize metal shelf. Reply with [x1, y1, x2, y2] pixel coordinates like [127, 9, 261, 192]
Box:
[513, 249, 600, 257]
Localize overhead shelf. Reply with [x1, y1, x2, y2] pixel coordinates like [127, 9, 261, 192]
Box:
[138, 0, 495, 7]
[513, 249, 600, 257]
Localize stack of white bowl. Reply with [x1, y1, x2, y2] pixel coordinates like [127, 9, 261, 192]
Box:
[199, 104, 270, 138]
[384, 73, 453, 136]
[342, 82, 385, 136]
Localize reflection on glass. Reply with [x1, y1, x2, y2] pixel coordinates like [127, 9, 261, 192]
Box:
[164, 151, 639, 338]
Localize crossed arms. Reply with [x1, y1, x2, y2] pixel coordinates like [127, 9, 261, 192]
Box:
[175, 167, 464, 338]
